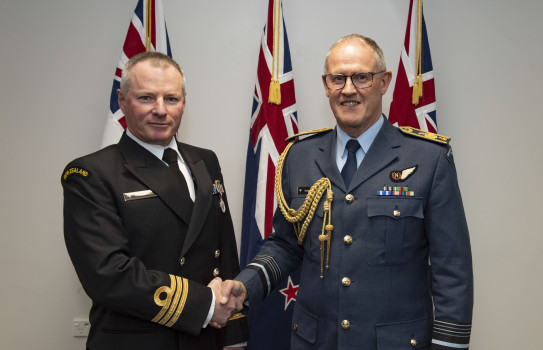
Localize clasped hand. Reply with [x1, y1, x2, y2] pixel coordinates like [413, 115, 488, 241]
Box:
[207, 278, 247, 329]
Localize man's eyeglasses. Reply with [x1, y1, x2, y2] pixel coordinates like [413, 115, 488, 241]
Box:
[322, 71, 384, 90]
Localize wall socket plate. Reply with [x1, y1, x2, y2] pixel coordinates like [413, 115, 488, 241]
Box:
[72, 318, 90, 337]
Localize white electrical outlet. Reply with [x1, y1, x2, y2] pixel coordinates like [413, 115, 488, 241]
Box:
[72, 318, 90, 337]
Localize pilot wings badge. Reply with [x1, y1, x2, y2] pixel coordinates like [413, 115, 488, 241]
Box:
[390, 165, 418, 182]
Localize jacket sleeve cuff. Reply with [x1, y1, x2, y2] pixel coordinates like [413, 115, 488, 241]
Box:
[431, 319, 471, 349]
[202, 287, 215, 328]
[221, 313, 249, 346]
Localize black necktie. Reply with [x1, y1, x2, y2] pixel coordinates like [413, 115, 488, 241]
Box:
[162, 148, 190, 196]
[341, 139, 360, 188]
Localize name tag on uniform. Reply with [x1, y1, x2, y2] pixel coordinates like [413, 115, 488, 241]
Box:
[297, 186, 310, 195]
[123, 189, 158, 201]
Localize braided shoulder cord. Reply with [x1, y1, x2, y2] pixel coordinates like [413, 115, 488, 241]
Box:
[275, 139, 334, 279]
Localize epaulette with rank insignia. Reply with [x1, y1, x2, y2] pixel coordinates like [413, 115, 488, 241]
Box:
[399, 126, 451, 145]
[285, 128, 333, 142]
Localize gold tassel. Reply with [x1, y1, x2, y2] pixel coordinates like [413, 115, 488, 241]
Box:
[319, 233, 326, 279]
[412, 75, 423, 106]
[412, 79, 418, 105]
[268, 79, 281, 105]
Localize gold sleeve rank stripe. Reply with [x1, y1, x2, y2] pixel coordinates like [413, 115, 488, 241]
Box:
[152, 275, 189, 327]
[228, 312, 246, 321]
[399, 126, 451, 144]
[166, 278, 189, 327]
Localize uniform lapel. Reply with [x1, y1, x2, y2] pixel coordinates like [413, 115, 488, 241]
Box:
[177, 142, 212, 258]
[349, 119, 401, 190]
[117, 134, 193, 225]
[314, 129, 347, 192]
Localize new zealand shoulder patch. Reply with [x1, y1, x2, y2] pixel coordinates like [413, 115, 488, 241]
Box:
[399, 126, 451, 145]
[285, 128, 333, 142]
[62, 166, 90, 182]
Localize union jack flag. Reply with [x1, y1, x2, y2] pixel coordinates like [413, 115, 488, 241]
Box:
[240, 0, 299, 348]
[101, 0, 172, 147]
[388, 0, 437, 132]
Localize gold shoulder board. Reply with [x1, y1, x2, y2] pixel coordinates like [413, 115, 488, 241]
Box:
[399, 126, 451, 145]
[285, 128, 333, 142]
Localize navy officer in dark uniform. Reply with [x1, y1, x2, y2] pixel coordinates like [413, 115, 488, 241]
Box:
[221, 34, 473, 349]
[62, 52, 247, 350]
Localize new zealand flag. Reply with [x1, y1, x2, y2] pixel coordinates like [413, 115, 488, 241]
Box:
[240, 0, 300, 348]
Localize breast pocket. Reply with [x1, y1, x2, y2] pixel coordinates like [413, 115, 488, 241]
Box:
[366, 197, 424, 265]
[123, 194, 165, 239]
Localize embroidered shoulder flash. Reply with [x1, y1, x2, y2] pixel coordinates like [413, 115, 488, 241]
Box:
[399, 126, 451, 145]
[285, 128, 333, 142]
[62, 166, 90, 182]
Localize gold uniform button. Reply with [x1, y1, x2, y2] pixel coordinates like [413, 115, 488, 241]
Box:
[341, 277, 351, 287]
[344, 235, 353, 245]
[213, 268, 220, 277]
[345, 194, 355, 203]
[293, 323, 298, 331]
[410, 339, 417, 347]
[214, 250, 221, 259]
[341, 320, 350, 330]
[393, 209, 401, 217]
[179, 257, 186, 266]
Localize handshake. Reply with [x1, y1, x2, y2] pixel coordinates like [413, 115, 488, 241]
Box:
[207, 278, 248, 329]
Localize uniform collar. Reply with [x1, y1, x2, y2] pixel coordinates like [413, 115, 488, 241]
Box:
[126, 129, 185, 165]
[336, 115, 384, 158]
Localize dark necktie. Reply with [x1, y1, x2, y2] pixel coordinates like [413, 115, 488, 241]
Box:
[341, 139, 360, 188]
[162, 148, 190, 196]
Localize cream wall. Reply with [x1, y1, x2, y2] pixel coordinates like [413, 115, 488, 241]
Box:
[1, 0, 542, 349]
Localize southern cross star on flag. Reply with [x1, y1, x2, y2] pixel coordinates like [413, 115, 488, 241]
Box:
[240, 0, 300, 348]
[101, 0, 172, 147]
[388, 0, 437, 132]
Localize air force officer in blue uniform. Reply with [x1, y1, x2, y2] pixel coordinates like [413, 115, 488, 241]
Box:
[223, 34, 473, 349]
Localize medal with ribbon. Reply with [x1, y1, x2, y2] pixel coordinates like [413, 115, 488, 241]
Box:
[213, 180, 226, 212]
